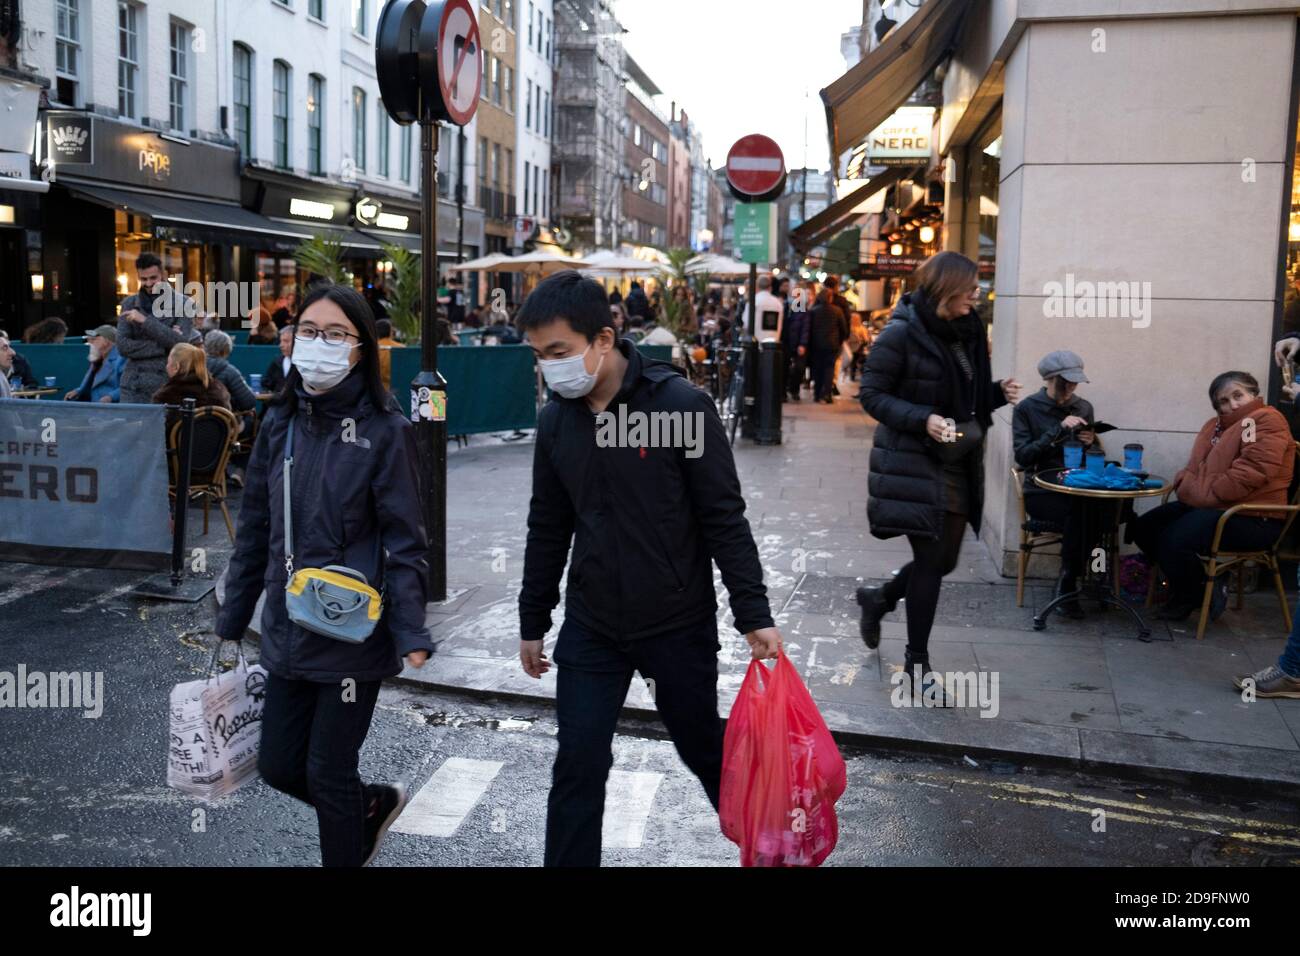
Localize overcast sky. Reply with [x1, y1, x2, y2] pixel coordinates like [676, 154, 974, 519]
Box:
[614, 0, 863, 174]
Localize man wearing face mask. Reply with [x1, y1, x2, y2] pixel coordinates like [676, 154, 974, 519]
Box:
[517, 270, 783, 867]
[65, 325, 125, 403]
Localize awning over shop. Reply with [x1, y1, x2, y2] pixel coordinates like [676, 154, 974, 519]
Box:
[63, 181, 310, 245]
[790, 165, 921, 253]
[820, 0, 969, 163]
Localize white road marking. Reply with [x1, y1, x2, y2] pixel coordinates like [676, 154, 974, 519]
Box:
[602, 770, 663, 850]
[60, 580, 144, 614]
[391, 757, 504, 838]
[0, 567, 86, 608]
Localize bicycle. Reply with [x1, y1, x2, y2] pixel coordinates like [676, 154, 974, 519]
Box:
[718, 345, 745, 447]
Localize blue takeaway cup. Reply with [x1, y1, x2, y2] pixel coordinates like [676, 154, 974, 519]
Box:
[1063, 440, 1084, 470]
[1123, 443, 1144, 471]
[1085, 447, 1105, 475]
[43, 376, 56, 388]
[250, 373, 263, 390]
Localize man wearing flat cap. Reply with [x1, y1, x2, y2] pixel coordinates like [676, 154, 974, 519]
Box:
[65, 324, 126, 403]
[1011, 350, 1099, 617]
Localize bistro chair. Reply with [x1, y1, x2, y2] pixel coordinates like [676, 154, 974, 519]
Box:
[166, 406, 240, 543]
[1012, 465, 1064, 607]
[1146, 442, 1300, 640]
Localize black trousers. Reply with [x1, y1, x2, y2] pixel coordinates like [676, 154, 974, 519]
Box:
[809, 348, 837, 401]
[546, 615, 723, 867]
[258, 672, 383, 867]
[882, 511, 968, 659]
[1132, 501, 1282, 604]
[1025, 490, 1086, 577]
[786, 348, 806, 396]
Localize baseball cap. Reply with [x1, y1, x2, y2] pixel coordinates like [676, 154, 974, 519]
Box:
[1037, 349, 1089, 383]
[89, 324, 118, 342]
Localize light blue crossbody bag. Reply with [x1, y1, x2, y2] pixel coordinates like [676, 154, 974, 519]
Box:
[281, 416, 384, 644]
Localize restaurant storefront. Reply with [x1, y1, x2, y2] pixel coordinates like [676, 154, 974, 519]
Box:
[35, 111, 276, 332]
[816, 0, 1300, 575]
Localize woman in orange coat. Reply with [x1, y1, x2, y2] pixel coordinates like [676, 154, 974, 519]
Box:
[1133, 371, 1294, 622]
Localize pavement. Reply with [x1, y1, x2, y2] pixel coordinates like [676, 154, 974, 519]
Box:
[224, 383, 1300, 795]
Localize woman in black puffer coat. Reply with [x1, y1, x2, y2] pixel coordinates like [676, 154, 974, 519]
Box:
[855, 252, 1021, 695]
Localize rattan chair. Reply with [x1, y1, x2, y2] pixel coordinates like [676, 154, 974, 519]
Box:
[166, 406, 240, 542]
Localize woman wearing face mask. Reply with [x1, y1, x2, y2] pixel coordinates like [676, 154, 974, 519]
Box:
[856, 252, 1021, 698]
[1133, 371, 1294, 622]
[213, 284, 435, 867]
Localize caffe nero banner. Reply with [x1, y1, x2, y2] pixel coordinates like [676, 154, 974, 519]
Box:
[0, 401, 171, 570]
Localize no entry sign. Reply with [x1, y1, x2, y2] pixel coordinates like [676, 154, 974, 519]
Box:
[432, 0, 481, 126]
[726, 134, 785, 199]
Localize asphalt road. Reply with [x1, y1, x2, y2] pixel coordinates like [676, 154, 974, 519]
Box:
[2, 559, 1299, 868]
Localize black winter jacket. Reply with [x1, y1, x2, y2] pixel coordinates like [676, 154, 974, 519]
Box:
[215, 367, 435, 681]
[859, 295, 1007, 539]
[520, 340, 773, 644]
[1012, 387, 1096, 494]
[809, 302, 847, 352]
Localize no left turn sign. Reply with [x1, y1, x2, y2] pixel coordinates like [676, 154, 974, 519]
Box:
[435, 0, 481, 126]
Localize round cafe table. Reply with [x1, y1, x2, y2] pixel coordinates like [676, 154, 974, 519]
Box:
[1031, 466, 1171, 641]
[11, 387, 59, 399]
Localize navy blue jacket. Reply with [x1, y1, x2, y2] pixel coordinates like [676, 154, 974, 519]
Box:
[520, 340, 773, 643]
[215, 367, 435, 681]
[782, 307, 811, 352]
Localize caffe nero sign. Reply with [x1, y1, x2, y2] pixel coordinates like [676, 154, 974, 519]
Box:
[44, 112, 239, 201]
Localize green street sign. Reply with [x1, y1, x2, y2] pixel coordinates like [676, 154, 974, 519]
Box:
[735, 202, 776, 264]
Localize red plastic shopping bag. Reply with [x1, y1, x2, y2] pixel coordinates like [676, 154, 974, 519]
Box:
[719, 651, 847, 867]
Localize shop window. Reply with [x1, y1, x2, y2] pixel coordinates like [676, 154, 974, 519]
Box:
[961, 110, 1001, 305]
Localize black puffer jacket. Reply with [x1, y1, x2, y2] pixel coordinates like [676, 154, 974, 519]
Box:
[1012, 387, 1096, 494]
[859, 295, 1007, 539]
[520, 339, 773, 643]
[215, 366, 435, 681]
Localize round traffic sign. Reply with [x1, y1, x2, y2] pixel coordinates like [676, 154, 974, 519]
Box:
[726, 134, 786, 198]
[375, 0, 425, 124]
[419, 0, 481, 126]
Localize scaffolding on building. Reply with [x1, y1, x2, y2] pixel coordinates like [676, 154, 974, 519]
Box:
[553, 0, 626, 251]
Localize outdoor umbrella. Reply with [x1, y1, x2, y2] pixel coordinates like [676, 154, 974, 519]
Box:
[686, 254, 752, 277]
[445, 252, 514, 272]
[494, 250, 591, 275]
[579, 252, 661, 277]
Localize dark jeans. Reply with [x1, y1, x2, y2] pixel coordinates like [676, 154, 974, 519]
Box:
[258, 672, 383, 867]
[882, 511, 968, 659]
[1133, 501, 1282, 605]
[546, 615, 724, 867]
[809, 349, 837, 401]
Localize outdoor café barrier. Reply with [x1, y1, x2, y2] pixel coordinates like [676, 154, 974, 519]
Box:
[14, 341, 680, 435]
[0, 396, 173, 570]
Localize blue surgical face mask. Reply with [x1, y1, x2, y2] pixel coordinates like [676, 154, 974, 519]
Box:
[539, 343, 604, 399]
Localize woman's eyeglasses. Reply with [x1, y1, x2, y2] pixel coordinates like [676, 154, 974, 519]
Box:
[295, 326, 359, 345]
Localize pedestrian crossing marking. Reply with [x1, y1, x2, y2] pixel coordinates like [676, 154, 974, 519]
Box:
[391, 757, 504, 837]
[602, 770, 663, 849]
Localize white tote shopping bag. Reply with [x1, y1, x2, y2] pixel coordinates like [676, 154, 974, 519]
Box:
[167, 647, 266, 802]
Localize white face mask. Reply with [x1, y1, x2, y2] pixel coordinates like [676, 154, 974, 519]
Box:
[293, 337, 357, 391]
[539, 343, 604, 399]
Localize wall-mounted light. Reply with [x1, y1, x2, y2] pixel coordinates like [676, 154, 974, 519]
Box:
[0, 204, 14, 225]
[30, 274, 45, 295]
[117, 273, 130, 295]
[919, 225, 935, 244]
[890, 243, 904, 256]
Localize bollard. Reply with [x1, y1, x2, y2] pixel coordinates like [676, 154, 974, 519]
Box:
[754, 340, 784, 445]
[741, 339, 758, 439]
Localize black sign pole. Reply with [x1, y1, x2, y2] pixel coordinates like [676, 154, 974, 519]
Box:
[171, 398, 196, 587]
[416, 117, 448, 602]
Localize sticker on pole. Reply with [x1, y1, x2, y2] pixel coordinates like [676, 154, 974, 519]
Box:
[726, 134, 786, 199]
[411, 386, 447, 422]
[419, 0, 481, 126]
